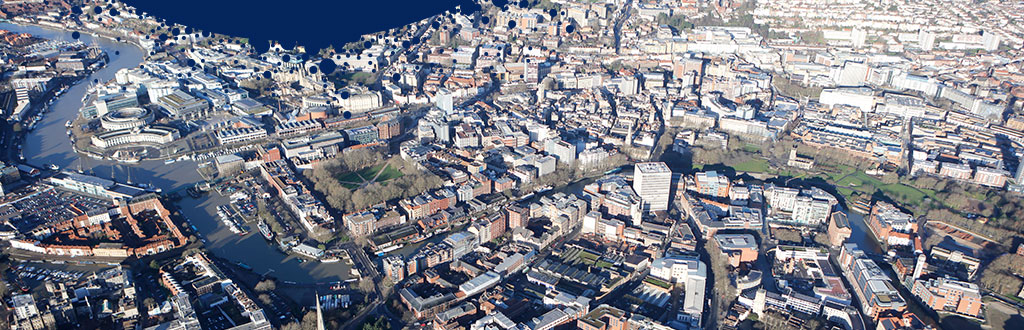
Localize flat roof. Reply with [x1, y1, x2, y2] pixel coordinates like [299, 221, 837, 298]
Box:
[715, 233, 757, 250]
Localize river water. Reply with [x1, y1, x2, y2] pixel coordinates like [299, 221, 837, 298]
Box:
[3, 22, 351, 283]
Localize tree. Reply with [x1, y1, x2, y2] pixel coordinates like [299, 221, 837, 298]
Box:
[655, 13, 693, 32]
[881, 172, 899, 184]
[317, 46, 335, 58]
[254, 279, 276, 292]
[812, 232, 830, 247]
[770, 228, 802, 243]
[279, 311, 322, 330]
[149, 260, 160, 270]
[358, 277, 375, 294]
[704, 239, 735, 318]
[980, 253, 1024, 296]
[360, 316, 388, 330]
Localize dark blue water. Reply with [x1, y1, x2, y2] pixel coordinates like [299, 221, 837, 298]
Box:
[122, 0, 483, 53]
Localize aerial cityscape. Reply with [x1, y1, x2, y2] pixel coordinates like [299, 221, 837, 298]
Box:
[0, 0, 1022, 329]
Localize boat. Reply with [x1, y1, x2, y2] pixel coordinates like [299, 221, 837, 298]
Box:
[112, 150, 141, 163]
[604, 167, 622, 175]
[257, 221, 274, 240]
[48, 164, 59, 171]
[65, 120, 72, 128]
[164, 158, 176, 165]
[375, 244, 403, 256]
[14, 277, 28, 292]
[410, 232, 431, 244]
[236, 262, 252, 271]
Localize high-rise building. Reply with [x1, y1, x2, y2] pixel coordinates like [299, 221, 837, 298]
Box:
[545, 137, 577, 164]
[633, 162, 672, 212]
[982, 31, 1000, 51]
[918, 30, 936, 51]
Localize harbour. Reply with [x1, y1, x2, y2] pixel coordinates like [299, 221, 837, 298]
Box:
[3, 21, 354, 284]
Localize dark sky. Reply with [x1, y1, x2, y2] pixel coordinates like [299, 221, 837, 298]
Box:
[123, 0, 483, 53]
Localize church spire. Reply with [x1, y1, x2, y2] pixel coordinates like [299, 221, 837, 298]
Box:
[315, 291, 325, 330]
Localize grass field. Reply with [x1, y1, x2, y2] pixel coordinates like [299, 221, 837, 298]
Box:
[336, 164, 404, 189]
[732, 159, 770, 173]
[336, 171, 366, 183]
[376, 165, 403, 182]
[833, 170, 934, 205]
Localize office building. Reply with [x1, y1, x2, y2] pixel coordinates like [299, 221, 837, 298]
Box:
[633, 162, 672, 212]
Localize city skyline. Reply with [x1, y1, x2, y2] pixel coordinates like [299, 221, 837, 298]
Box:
[0, 0, 1022, 330]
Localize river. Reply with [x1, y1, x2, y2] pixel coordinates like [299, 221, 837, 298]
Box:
[3, 22, 352, 283]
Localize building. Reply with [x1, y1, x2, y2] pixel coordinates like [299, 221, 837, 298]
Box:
[48, 171, 147, 202]
[82, 93, 140, 119]
[850, 257, 906, 320]
[930, 246, 981, 280]
[694, 171, 730, 198]
[577, 305, 628, 330]
[383, 255, 406, 282]
[91, 126, 180, 149]
[827, 212, 852, 246]
[649, 255, 706, 326]
[156, 89, 209, 119]
[791, 196, 832, 225]
[545, 138, 577, 164]
[99, 107, 154, 131]
[867, 202, 918, 247]
[217, 127, 268, 145]
[911, 277, 982, 317]
[344, 125, 380, 145]
[633, 162, 672, 212]
[714, 234, 758, 267]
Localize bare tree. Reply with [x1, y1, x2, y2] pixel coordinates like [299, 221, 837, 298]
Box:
[254, 279, 276, 292]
